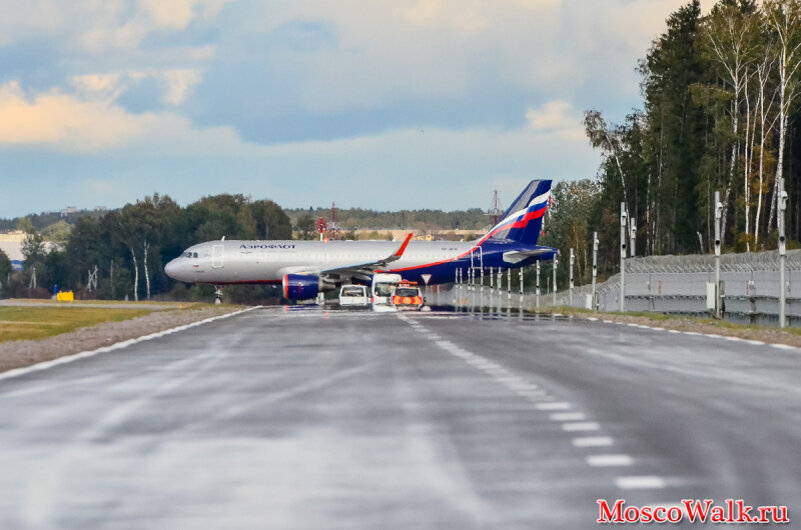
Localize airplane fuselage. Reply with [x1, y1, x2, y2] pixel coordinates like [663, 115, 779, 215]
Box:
[165, 238, 548, 287]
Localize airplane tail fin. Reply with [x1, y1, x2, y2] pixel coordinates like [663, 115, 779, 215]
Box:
[480, 180, 552, 246]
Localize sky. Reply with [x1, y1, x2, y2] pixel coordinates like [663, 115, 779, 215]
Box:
[0, 0, 716, 218]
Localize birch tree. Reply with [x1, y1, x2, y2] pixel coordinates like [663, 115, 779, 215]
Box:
[702, 1, 761, 244]
[765, 0, 801, 231]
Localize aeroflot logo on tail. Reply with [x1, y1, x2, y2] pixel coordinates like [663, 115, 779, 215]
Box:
[240, 244, 295, 249]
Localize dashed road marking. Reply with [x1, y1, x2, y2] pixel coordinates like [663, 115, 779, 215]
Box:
[572, 436, 614, 447]
[615, 476, 666, 490]
[587, 454, 633, 467]
[562, 422, 600, 432]
[535, 402, 571, 410]
[549, 412, 586, 422]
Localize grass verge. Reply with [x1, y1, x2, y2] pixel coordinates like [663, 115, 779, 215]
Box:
[0, 307, 156, 342]
[541, 306, 801, 346]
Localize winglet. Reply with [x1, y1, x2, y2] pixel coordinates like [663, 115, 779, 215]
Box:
[392, 233, 413, 259]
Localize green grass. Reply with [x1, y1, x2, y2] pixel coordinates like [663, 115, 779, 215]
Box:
[549, 305, 801, 336]
[0, 307, 153, 342]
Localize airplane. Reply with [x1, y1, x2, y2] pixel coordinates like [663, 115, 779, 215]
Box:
[164, 180, 557, 301]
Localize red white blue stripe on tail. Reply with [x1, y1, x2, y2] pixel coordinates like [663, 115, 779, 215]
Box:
[477, 180, 551, 246]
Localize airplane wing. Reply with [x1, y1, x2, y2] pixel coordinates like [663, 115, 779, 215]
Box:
[276, 233, 413, 281]
[321, 233, 413, 279]
[502, 247, 556, 264]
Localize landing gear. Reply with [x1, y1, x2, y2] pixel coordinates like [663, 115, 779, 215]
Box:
[214, 285, 224, 305]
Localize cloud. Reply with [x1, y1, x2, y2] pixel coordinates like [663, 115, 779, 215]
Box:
[71, 74, 124, 96]
[141, 0, 234, 30]
[0, 81, 142, 150]
[160, 69, 204, 105]
[74, 0, 233, 53]
[525, 100, 584, 140]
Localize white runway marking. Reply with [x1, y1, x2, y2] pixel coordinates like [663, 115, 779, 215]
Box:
[586, 454, 633, 467]
[615, 476, 666, 490]
[549, 412, 586, 422]
[0, 307, 259, 383]
[562, 422, 600, 432]
[535, 402, 571, 410]
[572, 436, 614, 447]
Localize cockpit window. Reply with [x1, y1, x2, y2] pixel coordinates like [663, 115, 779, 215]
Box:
[183, 252, 192, 258]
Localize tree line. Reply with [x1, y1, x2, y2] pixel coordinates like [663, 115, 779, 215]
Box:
[1, 194, 291, 302]
[286, 207, 489, 239]
[546, 0, 801, 289]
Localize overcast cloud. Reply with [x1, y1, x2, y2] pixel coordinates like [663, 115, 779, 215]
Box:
[0, 0, 715, 217]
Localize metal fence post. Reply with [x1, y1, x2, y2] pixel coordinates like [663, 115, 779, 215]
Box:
[519, 267, 524, 311]
[536, 261, 540, 311]
[630, 217, 636, 258]
[569, 248, 574, 306]
[592, 231, 598, 310]
[552, 255, 558, 307]
[714, 191, 722, 319]
[779, 189, 788, 328]
[496, 268, 500, 305]
[479, 266, 484, 310]
[507, 268, 512, 304]
[620, 203, 627, 312]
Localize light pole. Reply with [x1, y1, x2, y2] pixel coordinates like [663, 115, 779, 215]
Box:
[779, 189, 788, 328]
[552, 254, 558, 307]
[569, 248, 574, 306]
[620, 203, 627, 313]
[592, 231, 598, 310]
[536, 261, 541, 311]
[714, 191, 722, 319]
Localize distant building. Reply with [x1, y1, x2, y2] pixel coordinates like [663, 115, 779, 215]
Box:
[0, 232, 56, 272]
[60, 206, 78, 217]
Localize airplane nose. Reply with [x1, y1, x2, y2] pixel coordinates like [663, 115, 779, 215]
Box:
[165, 259, 179, 279]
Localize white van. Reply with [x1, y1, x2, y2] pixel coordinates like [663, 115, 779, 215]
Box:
[371, 273, 402, 305]
[339, 284, 369, 307]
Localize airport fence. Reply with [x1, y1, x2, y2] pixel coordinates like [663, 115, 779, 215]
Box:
[541, 249, 801, 326]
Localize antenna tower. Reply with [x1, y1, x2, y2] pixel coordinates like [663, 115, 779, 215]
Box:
[487, 190, 503, 226]
[327, 202, 341, 240]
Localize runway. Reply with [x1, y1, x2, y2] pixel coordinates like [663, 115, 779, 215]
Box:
[0, 307, 799, 529]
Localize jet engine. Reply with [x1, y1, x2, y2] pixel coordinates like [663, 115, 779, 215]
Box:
[282, 274, 334, 300]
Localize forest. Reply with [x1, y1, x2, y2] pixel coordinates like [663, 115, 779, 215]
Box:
[0, 194, 291, 302]
[543, 0, 801, 288]
[0, 197, 488, 301]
